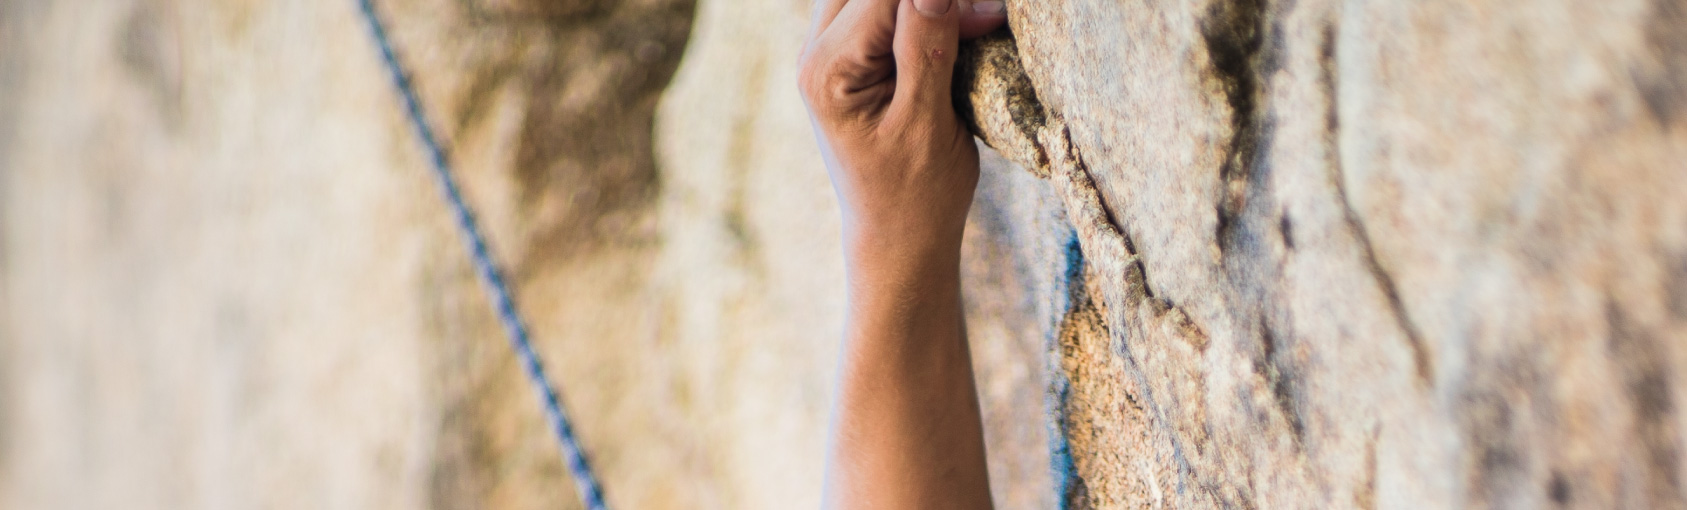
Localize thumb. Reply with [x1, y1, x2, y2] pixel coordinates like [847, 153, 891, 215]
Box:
[890, 0, 961, 117]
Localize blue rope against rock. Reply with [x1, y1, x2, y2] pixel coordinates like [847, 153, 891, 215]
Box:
[354, 2, 609, 508]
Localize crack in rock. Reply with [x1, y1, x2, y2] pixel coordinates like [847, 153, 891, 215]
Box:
[956, 28, 1223, 507]
[956, 29, 1208, 348]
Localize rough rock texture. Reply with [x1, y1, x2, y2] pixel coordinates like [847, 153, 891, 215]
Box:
[6, 0, 1685, 506]
[958, 0, 1687, 507]
[0, 0, 1061, 508]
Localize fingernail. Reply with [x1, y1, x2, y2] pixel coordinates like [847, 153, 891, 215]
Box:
[915, 0, 950, 16]
[972, 0, 1004, 15]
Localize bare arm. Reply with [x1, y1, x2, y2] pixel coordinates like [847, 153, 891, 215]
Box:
[798, 0, 1006, 507]
[829, 227, 990, 509]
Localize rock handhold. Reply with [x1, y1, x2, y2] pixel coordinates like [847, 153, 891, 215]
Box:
[954, 29, 1051, 176]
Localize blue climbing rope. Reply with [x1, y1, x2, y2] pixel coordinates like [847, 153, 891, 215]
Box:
[354, 2, 609, 508]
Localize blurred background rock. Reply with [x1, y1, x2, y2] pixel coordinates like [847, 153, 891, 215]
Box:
[0, 0, 1061, 507]
[3, 0, 1685, 509]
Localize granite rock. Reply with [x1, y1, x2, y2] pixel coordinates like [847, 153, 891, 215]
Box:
[958, 0, 1687, 507]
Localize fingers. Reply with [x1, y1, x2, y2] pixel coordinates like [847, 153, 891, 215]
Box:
[958, 0, 1007, 39]
[805, 0, 851, 48]
[809, 0, 1002, 51]
[802, 0, 1005, 129]
[809, 0, 897, 53]
[799, 0, 899, 115]
[890, 0, 961, 116]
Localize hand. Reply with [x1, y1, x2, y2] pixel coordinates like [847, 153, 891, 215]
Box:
[799, 0, 1007, 268]
[800, 1, 1006, 509]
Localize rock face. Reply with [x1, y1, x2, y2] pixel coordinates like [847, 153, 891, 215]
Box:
[2, 0, 1684, 508]
[959, 0, 1687, 507]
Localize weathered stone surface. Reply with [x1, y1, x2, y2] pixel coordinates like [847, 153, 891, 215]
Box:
[956, 31, 1051, 176]
[8, 0, 1684, 506]
[960, 0, 1687, 507]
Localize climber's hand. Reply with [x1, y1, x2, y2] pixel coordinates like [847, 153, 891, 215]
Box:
[799, 0, 1005, 265]
[802, 1, 1004, 509]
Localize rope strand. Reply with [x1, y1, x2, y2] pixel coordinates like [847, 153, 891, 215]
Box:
[354, 2, 609, 507]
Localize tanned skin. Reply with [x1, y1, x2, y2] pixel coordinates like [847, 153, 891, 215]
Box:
[798, 0, 1007, 507]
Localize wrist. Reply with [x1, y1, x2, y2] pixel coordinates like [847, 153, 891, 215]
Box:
[842, 221, 964, 289]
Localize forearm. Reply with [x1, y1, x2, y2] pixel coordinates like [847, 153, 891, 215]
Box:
[823, 228, 993, 509]
[803, 0, 1002, 504]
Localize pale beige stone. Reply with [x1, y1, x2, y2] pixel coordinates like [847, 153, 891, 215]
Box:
[957, 0, 1687, 507]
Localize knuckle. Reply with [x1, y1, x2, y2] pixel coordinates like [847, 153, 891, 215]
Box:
[797, 53, 856, 109]
[797, 55, 826, 98]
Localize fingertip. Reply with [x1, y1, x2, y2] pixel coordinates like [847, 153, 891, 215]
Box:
[957, 1, 1007, 40]
[913, 0, 952, 17]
